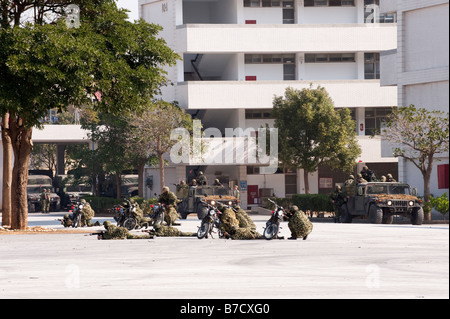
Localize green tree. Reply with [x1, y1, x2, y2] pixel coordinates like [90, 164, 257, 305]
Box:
[273, 86, 361, 194]
[0, 1, 179, 229]
[430, 193, 449, 220]
[381, 105, 449, 219]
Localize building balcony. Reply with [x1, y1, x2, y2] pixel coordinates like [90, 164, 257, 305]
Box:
[176, 23, 396, 53]
[176, 79, 397, 109]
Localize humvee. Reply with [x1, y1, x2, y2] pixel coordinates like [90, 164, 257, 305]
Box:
[177, 185, 239, 219]
[341, 182, 424, 225]
[27, 175, 61, 212]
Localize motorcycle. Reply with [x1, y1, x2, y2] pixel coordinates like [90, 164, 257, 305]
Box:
[149, 203, 165, 226]
[114, 200, 140, 230]
[263, 199, 286, 240]
[197, 200, 223, 239]
[70, 201, 84, 228]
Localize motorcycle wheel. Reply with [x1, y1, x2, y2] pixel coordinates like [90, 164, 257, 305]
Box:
[197, 221, 210, 239]
[154, 211, 165, 225]
[263, 222, 279, 240]
[72, 213, 81, 228]
[124, 217, 137, 230]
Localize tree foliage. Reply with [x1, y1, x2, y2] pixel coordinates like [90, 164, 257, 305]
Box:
[0, 0, 180, 229]
[273, 86, 361, 193]
[381, 105, 449, 204]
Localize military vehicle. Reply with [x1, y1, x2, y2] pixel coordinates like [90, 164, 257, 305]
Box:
[27, 175, 61, 212]
[177, 185, 239, 219]
[341, 182, 424, 225]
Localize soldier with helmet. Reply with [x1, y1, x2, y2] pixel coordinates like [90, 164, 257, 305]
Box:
[158, 186, 180, 226]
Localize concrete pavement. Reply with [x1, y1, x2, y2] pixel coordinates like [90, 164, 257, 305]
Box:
[0, 213, 448, 299]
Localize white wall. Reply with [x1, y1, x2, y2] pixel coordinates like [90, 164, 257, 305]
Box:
[304, 62, 358, 80]
[243, 7, 283, 24]
[301, 7, 358, 24]
[245, 64, 284, 81]
[403, 3, 449, 73]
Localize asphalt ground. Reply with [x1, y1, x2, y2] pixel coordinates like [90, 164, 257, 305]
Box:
[0, 212, 448, 300]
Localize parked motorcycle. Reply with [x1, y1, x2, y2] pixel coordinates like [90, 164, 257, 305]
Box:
[149, 203, 165, 226]
[197, 200, 223, 239]
[70, 201, 84, 228]
[263, 199, 286, 240]
[114, 199, 140, 230]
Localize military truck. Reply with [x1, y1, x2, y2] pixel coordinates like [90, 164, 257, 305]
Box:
[177, 185, 239, 219]
[27, 175, 61, 212]
[340, 182, 424, 225]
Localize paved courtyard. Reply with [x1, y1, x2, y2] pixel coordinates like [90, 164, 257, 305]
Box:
[0, 213, 448, 299]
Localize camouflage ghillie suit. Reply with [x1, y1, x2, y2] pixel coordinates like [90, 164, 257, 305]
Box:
[148, 224, 195, 237]
[286, 206, 313, 240]
[158, 188, 180, 226]
[129, 200, 151, 228]
[98, 221, 151, 240]
[61, 214, 74, 227]
[219, 205, 262, 240]
[234, 206, 256, 230]
[80, 200, 96, 227]
[218, 207, 240, 234]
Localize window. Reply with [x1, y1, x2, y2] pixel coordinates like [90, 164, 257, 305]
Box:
[364, 0, 397, 23]
[245, 109, 273, 119]
[304, 0, 355, 6]
[244, 0, 282, 7]
[305, 53, 355, 63]
[364, 52, 380, 79]
[245, 54, 296, 64]
[364, 107, 392, 135]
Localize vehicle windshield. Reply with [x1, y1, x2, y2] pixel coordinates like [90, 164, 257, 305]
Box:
[27, 186, 55, 193]
[365, 184, 411, 195]
[28, 177, 52, 186]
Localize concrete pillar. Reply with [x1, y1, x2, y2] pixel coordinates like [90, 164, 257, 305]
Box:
[56, 144, 66, 175]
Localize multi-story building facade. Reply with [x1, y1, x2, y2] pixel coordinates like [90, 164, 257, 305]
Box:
[380, 0, 449, 199]
[139, 0, 398, 208]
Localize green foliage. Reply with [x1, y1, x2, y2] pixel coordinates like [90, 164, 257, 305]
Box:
[272, 86, 361, 174]
[267, 194, 334, 214]
[430, 193, 449, 219]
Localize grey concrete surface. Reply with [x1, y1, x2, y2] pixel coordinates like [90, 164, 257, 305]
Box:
[0, 213, 448, 299]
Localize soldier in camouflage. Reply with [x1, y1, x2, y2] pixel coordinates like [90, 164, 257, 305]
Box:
[158, 186, 180, 226]
[98, 221, 151, 240]
[147, 223, 195, 237]
[218, 204, 262, 240]
[285, 206, 313, 240]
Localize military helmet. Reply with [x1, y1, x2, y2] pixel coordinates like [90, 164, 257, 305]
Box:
[387, 174, 393, 178]
[291, 205, 299, 211]
[162, 186, 170, 192]
[357, 173, 362, 178]
[349, 175, 354, 179]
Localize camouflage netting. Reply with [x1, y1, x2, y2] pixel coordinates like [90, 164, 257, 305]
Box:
[149, 224, 195, 237]
[375, 194, 418, 200]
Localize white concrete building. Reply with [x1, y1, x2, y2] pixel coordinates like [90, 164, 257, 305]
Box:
[139, 0, 399, 208]
[380, 0, 449, 199]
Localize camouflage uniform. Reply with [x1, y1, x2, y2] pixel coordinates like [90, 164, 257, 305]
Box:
[356, 173, 368, 184]
[329, 186, 345, 221]
[176, 180, 189, 199]
[149, 224, 195, 237]
[386, 174, 396, 182]
[197, 171, 208, 185]
[80, 199, 96, 227]
[219, 205, 262, 240]
[99, 221, 151, 240]
[40, 189, 50, 213]
[286, 206, 313, 240]
[158, 187, 180, 226]
[344, 175, 356, 196]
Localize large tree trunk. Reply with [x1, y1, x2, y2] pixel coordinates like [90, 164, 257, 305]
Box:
[115, 173, 121, 199]
[303, 170, 310, 194]
[423, 155, 434, 221]
[9, 118, 33, 230]
[159, 152, 165, 193]
[1, 114, 13, 227]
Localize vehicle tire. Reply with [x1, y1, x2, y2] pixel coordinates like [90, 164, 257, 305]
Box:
[340, 205, 352, 223]
[197, 203, 208, 220]
[263, 222, 279, 240]
[368, 205, 383, 224]
[411, 208, 424, 225]
[197, 221, 210, 239]
[124, 217, 137, 230]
